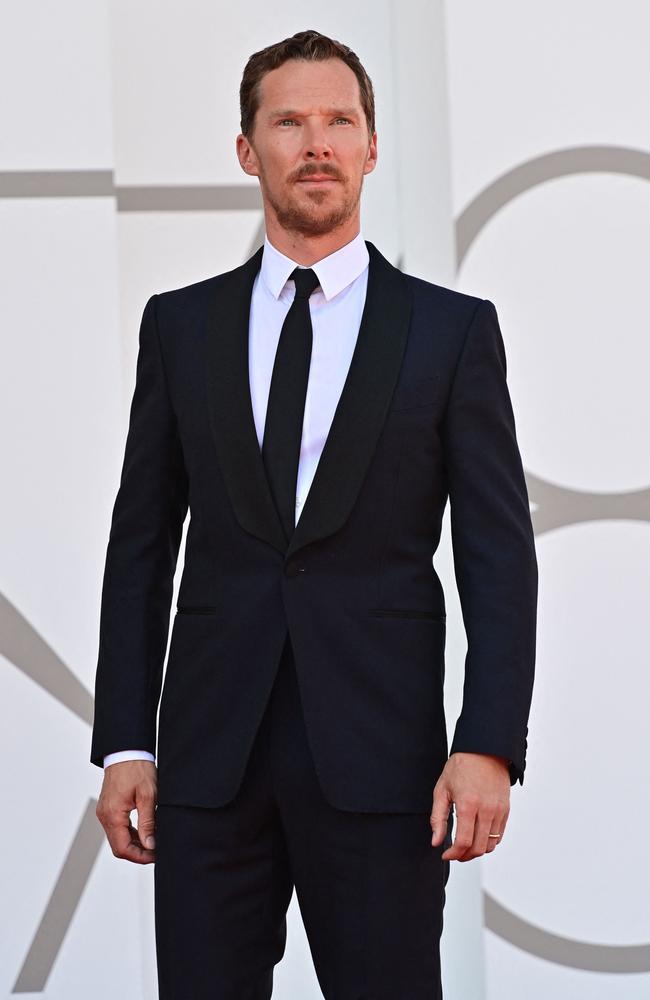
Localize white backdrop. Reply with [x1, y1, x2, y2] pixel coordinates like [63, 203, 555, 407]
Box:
[1, 2, 648, 997]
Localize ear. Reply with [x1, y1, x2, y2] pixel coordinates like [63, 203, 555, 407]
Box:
[364, 131, 378, 175]
[236, 134, 259, 177]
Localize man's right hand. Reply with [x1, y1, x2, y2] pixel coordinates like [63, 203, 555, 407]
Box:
[96, 760, 158, 864]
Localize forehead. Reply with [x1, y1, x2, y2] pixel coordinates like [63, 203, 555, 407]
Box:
[258, 57, 362, 112]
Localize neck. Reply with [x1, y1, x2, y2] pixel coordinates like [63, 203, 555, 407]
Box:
[264, 216, 361, 266]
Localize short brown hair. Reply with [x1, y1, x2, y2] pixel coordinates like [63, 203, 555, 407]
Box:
[239, 29, 375, 140]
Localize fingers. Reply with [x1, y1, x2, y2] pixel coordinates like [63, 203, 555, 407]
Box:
[96, 761, 158, 865]
[433, 754, 511, 862]
[442, 797, 479, 861]
[430, 783, 452, 847]
[485, 808, 509, 854]
[135, 785, 157, 852]
[462, 804, 505, 860]
[442, 801, 509, 861]
[102, 812, 156, 865]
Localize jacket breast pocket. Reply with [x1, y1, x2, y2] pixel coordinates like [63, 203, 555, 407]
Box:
[389, 376, 441, 412]
[368, 608, 446, 622]
[176, 605, 220, 615]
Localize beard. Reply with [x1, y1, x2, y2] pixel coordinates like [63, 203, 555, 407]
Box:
[260, 170, 363, 237]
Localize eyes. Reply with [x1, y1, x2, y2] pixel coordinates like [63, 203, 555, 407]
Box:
[277, 117, 352, 127]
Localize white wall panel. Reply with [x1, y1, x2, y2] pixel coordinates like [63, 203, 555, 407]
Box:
[445, 0, 649, 216]
[0, 1, 113, 168]
[445, 3, 650, 996]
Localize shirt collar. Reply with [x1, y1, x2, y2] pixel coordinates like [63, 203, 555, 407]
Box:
[260, 230, 369, 303]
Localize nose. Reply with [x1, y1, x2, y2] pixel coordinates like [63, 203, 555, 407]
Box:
[302, 120, 333, 159]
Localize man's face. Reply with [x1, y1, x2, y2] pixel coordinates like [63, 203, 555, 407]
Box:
[237, 58, 377, 237]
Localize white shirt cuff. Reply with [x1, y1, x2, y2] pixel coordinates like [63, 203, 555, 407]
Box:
[103, 750, 156, 768]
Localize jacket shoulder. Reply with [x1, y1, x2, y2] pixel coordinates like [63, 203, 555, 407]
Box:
[146, 261, 244, 330]
[368, 240, 483, 318]
[153, 268, 231, 310]
[402, 271, 486, 324]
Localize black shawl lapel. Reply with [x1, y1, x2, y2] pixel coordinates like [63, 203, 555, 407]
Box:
[205, 239, 413, 560]
[285, 241, 412, 559]
[205, 244, 288, 555]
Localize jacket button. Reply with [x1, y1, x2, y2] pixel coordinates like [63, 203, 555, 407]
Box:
[285, 562, 306, 577]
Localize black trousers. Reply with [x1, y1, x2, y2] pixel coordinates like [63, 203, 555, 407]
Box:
[154, 634, 453, 999]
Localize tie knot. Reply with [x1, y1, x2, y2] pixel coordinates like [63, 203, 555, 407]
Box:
[290, 266, 320, 300]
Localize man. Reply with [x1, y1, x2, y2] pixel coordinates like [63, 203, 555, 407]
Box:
[92, 28, 537, 1000]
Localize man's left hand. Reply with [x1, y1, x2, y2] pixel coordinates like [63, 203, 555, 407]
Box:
[430, 752, 510, 862]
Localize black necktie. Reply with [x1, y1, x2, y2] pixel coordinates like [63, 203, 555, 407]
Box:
[262, 266, 321, 544]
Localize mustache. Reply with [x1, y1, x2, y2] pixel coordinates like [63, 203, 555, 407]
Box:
[294, 166, 343, 181]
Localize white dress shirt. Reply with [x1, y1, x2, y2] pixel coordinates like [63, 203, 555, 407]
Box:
[103, 229, 370, 768]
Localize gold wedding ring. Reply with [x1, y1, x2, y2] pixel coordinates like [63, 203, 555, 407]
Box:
[488, 833, 501, 839]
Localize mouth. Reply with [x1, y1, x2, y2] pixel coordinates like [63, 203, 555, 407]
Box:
[296, 177, 339, 184]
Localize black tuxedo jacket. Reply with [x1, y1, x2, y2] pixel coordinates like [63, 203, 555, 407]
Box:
[90, 240, 538, 813]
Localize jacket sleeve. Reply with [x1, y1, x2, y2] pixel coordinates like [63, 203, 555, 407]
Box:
[90, 294, 189, 768]
[441, 298, 538, 786]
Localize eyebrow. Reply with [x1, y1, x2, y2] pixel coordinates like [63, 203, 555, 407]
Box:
[267, 107, 359, 120]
